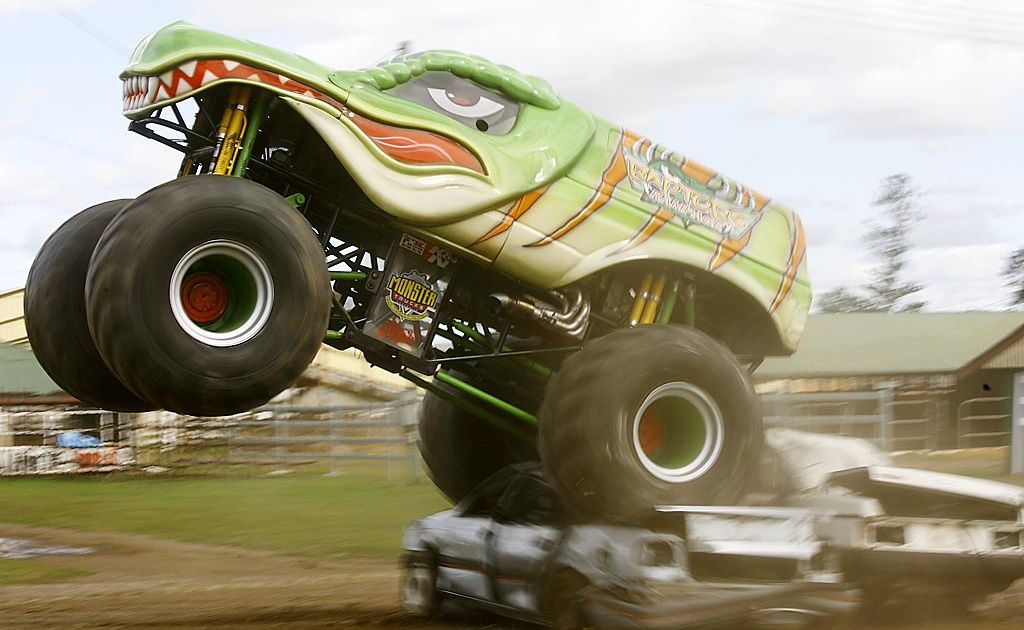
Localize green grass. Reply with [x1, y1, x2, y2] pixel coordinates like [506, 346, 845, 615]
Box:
[0, 474, 448, 558]
[0, 558, 91, 585]
[2, 449, 1014, 568]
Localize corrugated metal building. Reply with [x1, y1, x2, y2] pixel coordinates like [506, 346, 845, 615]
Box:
[756, 312, 1024, 449]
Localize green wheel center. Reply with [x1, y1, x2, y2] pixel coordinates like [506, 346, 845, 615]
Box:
[169, 240, 273, 348]
[632, 382, 724, 483]
[638, 398, 709, 469]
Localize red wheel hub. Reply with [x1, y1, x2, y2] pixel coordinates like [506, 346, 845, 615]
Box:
[180, 271, 228, 323]
[637, 409, 665, 457]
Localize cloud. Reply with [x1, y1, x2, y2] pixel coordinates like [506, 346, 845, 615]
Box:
[0, 0, 92, 14]
[913, 201, 1007, 249]
[910, 243, 1014, 309]
[4, 0, 1023, 304]
[190, 0, 1024, 138]
[759, 40, 1024, 138]
[0, 143, 180, 290]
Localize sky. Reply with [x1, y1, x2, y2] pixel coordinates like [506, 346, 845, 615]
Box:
[1, 0, 1022, 311]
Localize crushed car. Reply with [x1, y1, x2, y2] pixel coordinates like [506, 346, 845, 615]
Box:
[401, 463, 859, 630]
[745, 429, 1024, 613]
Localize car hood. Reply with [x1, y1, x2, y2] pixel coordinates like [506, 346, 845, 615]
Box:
[829, 465, 1024, 510]
[765, 428, 892, 492]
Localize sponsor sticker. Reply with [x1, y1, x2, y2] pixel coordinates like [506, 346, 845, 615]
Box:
[384, 271, 438, 321]
[624, 148, 761, 239]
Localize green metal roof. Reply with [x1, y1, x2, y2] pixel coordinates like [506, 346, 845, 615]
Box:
[756, 312, 1024, 380]
[0, 342, 62, 395]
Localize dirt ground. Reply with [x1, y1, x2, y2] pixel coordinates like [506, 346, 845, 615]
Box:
[2, 523, 1024, 630]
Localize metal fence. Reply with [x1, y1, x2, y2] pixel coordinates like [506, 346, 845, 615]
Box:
[957, 396, 1011, 448]
[223, 401, 421, 478]
[760, 390, 938, 452]
[2, 387, 998, 477]
[1, 395, 425, 479]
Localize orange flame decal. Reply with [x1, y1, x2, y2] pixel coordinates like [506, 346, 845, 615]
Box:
[708, 193, 771, 272]
[769, 215, 806, 313]
[526, 129, 641, 247]
[472, 185, 549, 245]
[613, 207, 674, 254]
[348, 111, 484, 174]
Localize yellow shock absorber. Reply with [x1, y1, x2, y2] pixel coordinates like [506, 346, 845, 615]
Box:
[639, 273, 666, 324]
[628, 273, 654, 327]
[212, 86, 251, 175]
[209, 86, 238, 170]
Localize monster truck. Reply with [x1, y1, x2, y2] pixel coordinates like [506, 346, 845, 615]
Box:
[24, 22, 810, 522]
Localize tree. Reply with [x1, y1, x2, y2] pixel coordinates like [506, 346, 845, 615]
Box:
[817, 174, 925, 313]
[862, 174, 925, 311]
[817, 287, 879, 313]
[1004, 248, 1024, 306]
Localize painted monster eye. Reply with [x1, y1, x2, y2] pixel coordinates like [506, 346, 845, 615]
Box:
[388, 71, 520, 135]
[426, 87, 505, 118]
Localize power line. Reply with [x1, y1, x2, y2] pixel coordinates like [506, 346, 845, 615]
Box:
[50, 6, 130, 57]
[785, 0, 1024, 32]
[907, 0, 1024, 26]
[766, 0, 1024, 38]
[678, 0, 1024, 48]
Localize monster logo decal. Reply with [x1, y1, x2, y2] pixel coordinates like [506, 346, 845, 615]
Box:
[385, 271, 439, 320]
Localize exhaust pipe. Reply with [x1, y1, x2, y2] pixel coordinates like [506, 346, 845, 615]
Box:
[490, 288, 590, 339]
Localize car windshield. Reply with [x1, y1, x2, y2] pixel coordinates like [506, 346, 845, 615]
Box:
[498, 474, 564, 524]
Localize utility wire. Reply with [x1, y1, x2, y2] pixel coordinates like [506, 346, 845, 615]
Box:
[50, 5, 131, 57]
[760, 0, 1024, 37]
[678, 0, 1024, 48]
[908, 0, 1024, 26]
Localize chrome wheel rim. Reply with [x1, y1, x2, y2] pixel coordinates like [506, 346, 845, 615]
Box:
[632, 381, 725, 483]
[169, 240, 273, 347]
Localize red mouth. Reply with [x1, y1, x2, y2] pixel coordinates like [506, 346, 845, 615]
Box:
[123, 57, 484, 174]
[343, 108, 484, 174]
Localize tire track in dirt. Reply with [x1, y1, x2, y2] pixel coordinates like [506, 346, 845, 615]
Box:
[2, 523, 1022, 629]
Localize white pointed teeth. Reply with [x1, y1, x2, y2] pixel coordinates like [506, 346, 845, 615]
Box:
[121, 74, 162, 112]
[223, 60, 239, 71]
[200, 69, 218, 86]
[179, 60, 198, 78]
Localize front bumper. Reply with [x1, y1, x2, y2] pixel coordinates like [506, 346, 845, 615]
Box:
[845, 548, 1024, 586]
[584, 581, 861, 630]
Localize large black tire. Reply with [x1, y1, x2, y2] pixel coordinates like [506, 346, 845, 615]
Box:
[538, 325, 761, 522]
[24, 200, 153, 411]
[418, 372, 536, 503]
[85, 176, 330, 416]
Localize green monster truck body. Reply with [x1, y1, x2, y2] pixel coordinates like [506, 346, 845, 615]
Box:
[28, 21, 810, 522]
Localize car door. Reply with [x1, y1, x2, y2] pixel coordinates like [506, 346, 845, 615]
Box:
[491, 474, 566, 613]
[434, 475, 503, 600]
